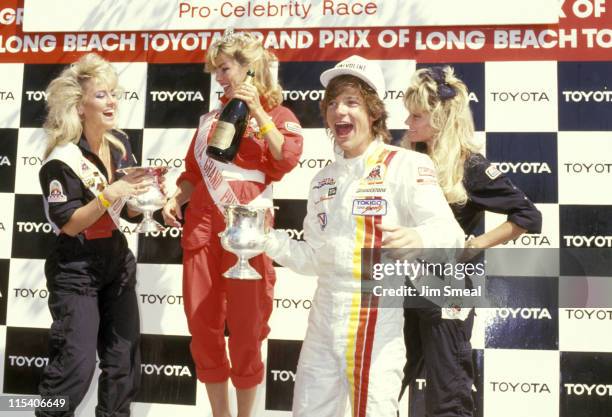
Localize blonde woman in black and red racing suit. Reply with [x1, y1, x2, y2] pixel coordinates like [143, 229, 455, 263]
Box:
[37, 53, 149, 417]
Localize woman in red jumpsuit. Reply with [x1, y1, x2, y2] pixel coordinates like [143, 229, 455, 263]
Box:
[162, 30, 303, 417]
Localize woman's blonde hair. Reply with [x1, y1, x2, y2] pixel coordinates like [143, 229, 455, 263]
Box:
[403, 66, 479, 205]
[43, 53, 125, 159]
[320, 75, 391, 143]
[205, 31, 283, 109]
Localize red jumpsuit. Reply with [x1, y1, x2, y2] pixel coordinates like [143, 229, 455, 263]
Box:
[178, 101, 303, 389]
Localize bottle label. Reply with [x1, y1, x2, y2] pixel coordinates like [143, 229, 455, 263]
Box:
[209, 121, 236, 150]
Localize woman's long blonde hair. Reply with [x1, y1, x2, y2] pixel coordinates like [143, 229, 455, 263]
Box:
[205, 31, 283, 109]
[404, 66, 479, 205]
[43, 53, 125, 159]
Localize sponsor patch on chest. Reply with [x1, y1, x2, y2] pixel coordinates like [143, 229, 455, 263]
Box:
[313, 177, 336, 190]
[83, 171, 107, 192]
[352, 198, 387, 216]
[362, 163, 387, 184]
[355, 186, 387, 195]
[315, 186, 338, 205]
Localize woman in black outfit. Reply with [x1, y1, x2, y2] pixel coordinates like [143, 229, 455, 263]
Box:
[399, 66, 542, 417]
[37, 53, 149, 417]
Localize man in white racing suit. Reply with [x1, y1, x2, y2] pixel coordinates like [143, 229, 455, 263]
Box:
[265, 55, 464, 417]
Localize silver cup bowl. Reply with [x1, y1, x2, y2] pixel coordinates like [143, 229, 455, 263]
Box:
[219, 204, 270, 280]
[119, 166, 169, 233]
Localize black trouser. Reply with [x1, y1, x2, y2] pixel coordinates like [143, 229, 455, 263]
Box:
[36, 233, 141, 417]
[401, 306, 475, 417]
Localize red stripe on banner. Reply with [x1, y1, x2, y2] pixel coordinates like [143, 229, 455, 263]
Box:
[1, 26, 610, 64]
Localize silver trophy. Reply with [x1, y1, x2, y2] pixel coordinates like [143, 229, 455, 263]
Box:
[219, 204, 271, 280]
[118, 166, 169, 233]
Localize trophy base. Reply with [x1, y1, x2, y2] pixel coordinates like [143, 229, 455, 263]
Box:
[223, 258, 262, 280]
[134, 219, 166, 234]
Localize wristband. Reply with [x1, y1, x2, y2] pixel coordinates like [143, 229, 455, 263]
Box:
[258, 122, 275, 137]
[98, 192, 111, 209]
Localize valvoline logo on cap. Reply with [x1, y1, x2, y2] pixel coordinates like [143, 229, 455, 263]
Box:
[320, 55, 386, 99]
[337, 62, 367, 71]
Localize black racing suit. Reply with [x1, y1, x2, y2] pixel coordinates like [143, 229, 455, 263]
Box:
[401, 153, 542, 417]
[36, 133, 142, 417]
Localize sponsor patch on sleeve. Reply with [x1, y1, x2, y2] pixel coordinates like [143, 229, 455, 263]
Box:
[285, 121, 302, 135]
[47, 179, 68, 203]
[416, 165, 438, 185]
[317, 212, 327, 231]
[418, 166, 437, 177]
[485, 165, 502, 180]
[416, 178, 438, 186]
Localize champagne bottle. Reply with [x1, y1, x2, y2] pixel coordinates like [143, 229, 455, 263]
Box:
[206, 70, 255, 163]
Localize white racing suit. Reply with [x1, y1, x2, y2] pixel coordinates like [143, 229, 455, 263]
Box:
[266, 139, 464, 417]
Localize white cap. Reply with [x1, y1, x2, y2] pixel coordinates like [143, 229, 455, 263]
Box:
[320, 55, 386, 99]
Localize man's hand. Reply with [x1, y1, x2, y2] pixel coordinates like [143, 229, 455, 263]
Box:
[378, 224, 423, 248]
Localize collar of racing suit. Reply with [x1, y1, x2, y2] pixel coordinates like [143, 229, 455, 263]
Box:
[333, 137, 385, 174]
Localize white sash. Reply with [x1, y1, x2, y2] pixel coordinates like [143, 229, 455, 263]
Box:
[42, 143, 125, 234]
[194, 112, 272, 214]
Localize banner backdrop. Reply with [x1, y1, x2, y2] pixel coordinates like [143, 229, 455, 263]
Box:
[21, 0, 560, 31]
[1, 0, 612, 416]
